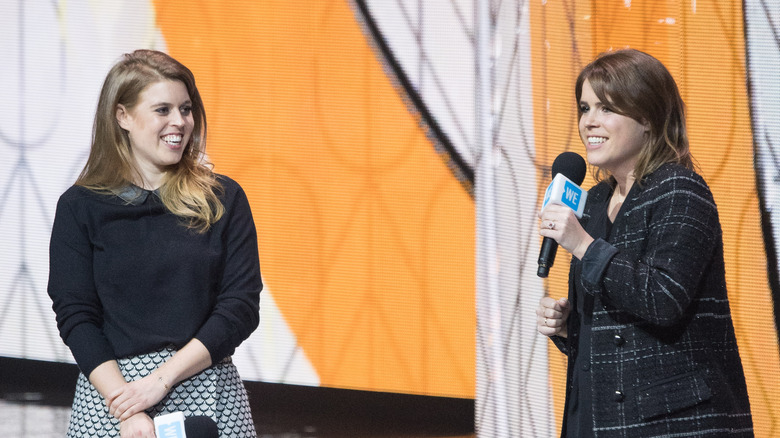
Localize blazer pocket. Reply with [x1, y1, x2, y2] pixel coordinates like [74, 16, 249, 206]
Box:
[636, 370, 712, 421]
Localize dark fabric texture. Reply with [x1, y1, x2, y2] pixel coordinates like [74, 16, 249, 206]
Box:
[566, 199, 614, 437]
[48, 175, 262, 377]
[553, 163, 753, 437]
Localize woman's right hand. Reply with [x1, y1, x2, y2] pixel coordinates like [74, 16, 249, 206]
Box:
[537, 297, 571, 338]
[119, 412, 155, 438]
[107, 373, 170, 422]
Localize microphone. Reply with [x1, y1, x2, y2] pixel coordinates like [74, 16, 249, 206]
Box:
[537, 152, 587, 278]
[184, 415, 220, 438]
[154, 412, 219, 438]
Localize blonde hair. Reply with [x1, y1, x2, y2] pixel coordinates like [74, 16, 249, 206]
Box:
[77, 49, 223, 231]
[575, 49, 694, 184]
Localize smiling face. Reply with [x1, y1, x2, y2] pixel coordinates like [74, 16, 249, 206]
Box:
[578, 79, 649, 181]
[116, 79, 194, 188]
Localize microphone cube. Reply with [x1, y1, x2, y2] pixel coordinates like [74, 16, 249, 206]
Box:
[542, 173, 587, 218]
[154, 411, 187, 438]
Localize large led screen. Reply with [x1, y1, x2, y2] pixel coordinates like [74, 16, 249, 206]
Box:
[1, 1, 778, 436]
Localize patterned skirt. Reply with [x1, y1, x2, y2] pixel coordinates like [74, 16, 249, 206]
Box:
[67, 347, 257, 437]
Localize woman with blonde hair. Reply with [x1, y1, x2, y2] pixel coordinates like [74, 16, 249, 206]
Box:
[536, 49, 753, 436]
[48, 49, 261, 437]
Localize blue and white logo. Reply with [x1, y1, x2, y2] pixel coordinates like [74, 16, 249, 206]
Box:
[561, 180, 582, 211]
[154, 412, 186, 438]
[157, 423, 184, 438]
[543, 182, 553, 209]
[541, 174, 587, 218]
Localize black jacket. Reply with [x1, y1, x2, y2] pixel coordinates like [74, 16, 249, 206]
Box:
[553, 163, 753, 437]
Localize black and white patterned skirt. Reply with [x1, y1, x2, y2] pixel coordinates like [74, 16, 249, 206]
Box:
[67, 347, 257, 437]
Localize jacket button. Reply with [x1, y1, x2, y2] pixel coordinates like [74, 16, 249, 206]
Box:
[614, 390, 624, 402]
[614, 334, 625, 346]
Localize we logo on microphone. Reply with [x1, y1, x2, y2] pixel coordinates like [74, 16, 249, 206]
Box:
[154, 412, 186, 438]
[542, 174, 587, 218]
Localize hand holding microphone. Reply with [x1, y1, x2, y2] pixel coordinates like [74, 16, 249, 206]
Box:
[537, 152, 591, 277]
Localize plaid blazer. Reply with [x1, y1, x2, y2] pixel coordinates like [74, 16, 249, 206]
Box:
[553, 163, 753, 437]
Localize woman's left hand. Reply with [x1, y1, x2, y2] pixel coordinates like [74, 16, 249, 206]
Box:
[106, 373, 170, 421]
[538, 204, 594, 260]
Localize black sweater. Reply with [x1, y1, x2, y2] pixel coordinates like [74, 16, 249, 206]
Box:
[48, 175, 262, 377]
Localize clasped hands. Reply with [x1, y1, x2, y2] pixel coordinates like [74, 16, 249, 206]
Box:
[108, 373, 171, 437]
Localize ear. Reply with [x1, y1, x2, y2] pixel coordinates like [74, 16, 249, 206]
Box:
[642, 119, 651, 135]
[116, 104, 131, 131]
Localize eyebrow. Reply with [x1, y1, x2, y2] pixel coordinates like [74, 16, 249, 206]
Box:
[151, 100, 192, 107]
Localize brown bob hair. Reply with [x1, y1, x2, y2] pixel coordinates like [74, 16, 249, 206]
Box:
[575, 48, 694, 183]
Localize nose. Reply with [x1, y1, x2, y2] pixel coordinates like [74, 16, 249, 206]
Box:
[170, 110, 186, 127]
[581, 110, 598, 128]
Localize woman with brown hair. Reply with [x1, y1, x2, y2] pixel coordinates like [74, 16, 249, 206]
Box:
[536, 48, 753, 437]
[48, 50, 261, 437]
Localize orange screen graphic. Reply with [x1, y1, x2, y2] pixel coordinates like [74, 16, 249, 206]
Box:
[153, 0, 476, 399]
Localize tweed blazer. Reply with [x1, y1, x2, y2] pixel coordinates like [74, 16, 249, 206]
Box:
[552, 163, 753, 437]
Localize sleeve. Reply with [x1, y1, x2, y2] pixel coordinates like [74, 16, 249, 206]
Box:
[580, 238, 619, 286]
[578, 171, 720, 327]
[551, 335, 570, 356]
[47, 191, 116, 377]
[195, 180, 263, 363]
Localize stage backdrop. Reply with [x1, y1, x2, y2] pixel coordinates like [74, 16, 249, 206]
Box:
[0, 1, 778, 436]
